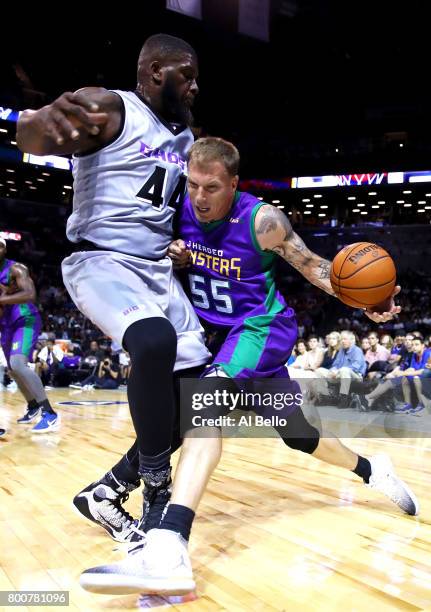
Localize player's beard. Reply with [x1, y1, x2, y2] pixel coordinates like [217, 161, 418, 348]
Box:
[161, 74, 194, 126]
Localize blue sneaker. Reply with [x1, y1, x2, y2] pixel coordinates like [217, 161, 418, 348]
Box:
[17, 407, 41, 424]
[394, 403, 412, 413]
[0, 428, 6, 437]
[32, 411, 60, 433]
[409, 404, 425, 415]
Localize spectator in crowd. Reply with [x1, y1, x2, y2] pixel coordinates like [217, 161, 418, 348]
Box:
[306, 336, 325, 371]
[77, 354, 120, 390]
[318, 331, 367, 408]
[398, 337, 431, 414]
[365, 332, 390, 379]
[320, 331, 341, 369]
[380, 334, 394, 351]
[388, 333, 416, 375]
[287, 339, 316, 378]
[119, 350, 131, 384]
[361, 337, 371, 353]
[35, 339, 65, 387]
[85, 340, 105, 363]
[361, 336, 430, 413]
[391, 335, 405, 358]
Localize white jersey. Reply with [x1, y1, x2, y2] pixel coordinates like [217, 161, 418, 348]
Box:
[67, 90, 193, 259]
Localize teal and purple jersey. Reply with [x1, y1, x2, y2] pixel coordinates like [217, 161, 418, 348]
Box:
[179, 192, 297, 378]
[0, 259, 41, 364]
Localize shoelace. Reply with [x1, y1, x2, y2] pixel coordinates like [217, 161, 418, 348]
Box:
[105, 493, 135, 528]
[126, 525, 147, 555]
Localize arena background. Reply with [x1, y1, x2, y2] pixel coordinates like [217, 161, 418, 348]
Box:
[1, 3, 431, 610]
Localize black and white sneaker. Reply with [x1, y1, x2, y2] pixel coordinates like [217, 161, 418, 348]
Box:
[73, 471, 140, 542]
[17, 406, 41, 424]
[366, 454, 419, 516]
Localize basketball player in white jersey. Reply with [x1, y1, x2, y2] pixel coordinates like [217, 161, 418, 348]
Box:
[16, 31, 214, 579]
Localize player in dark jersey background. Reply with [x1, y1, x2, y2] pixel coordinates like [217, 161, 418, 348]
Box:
[78, 138, 417, 597]
[0, 238, 59, 433]
[17, 34, 212, 592]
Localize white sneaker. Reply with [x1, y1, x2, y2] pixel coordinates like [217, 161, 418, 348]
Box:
[366, 454, 419, 516]
[83, 384, 95, 391]
[80, 528, 195, 595]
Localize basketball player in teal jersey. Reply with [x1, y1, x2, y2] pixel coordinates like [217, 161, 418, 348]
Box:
[0, 238, 59, 433]
[79, 139, 417, 597]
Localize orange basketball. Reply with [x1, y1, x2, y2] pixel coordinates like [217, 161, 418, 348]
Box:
[330, 242, 396, 310]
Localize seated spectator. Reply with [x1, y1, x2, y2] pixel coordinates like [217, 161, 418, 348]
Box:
[399, 337, 431, 413]
[36, 340, 65, 387]
[119, 350, 131, 384]
[390, 335, 405, 360]
[318, 331, 367, 408]
[363, 336, 430, 413]
[84, 340, 105, 363]
[77, 354, 120, 390]
[361, 337, 370, 353]
[321, 332, 341, 369]
[387, 333, 415, 377]
[380, 334, 394, 352]
[287, 340, 317, 378]
[365, 332, 390, 379]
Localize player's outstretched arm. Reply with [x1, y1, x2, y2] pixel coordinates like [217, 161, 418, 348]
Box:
[254, 204, 335, 296]
[254, 205, 401, 322]
[0, 264, 36, 306]
[16, 88, 122, 156]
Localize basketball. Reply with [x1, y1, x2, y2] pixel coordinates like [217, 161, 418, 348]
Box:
[330, 242, 396, 310]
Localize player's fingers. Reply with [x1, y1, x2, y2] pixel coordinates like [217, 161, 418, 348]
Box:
[392, 285, 401, 296]
[66, 108, 109, 133]
[45, 120, 69, 145]
[69, 91, 102, 112]
[171, 244, 185, 255]
[51, 110, 80, 140]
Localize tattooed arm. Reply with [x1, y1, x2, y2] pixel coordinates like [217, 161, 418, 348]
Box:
[254, 204, 335, 296]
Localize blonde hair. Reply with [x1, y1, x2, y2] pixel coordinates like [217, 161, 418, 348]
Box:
[188, 137, 240, 177]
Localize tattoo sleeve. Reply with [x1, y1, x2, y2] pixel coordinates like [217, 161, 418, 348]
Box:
[255, 205, 335, 296]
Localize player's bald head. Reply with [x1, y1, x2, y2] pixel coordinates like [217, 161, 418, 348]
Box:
[138, 33, 197, 81]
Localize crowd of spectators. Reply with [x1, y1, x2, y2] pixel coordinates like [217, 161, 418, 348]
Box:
[287, 329, 431, 413]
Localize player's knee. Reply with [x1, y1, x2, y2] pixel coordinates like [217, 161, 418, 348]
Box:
[123, 318, 177, 367]
[279, 407, 320, 454]
[282, 430, 320, 454]
[9, 354, 28, 375]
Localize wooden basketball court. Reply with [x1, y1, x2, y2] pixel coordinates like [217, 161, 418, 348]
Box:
[1, 387, 430, 611]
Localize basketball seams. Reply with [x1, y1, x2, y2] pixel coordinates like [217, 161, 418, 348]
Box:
[338, 255, 393, 280]
[338, 276, 396, 291]
[330, 242, 396, 309]
[337, 242, 369, 279]
[337, 291, 390, 308]
[331, 242, 368, 297]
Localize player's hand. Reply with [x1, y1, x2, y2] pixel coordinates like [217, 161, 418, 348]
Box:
[29, 92, 109, 145]
[168, 239, 192, 268]
[364, 285, 401, 323]
[0, 283, 6, 296]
